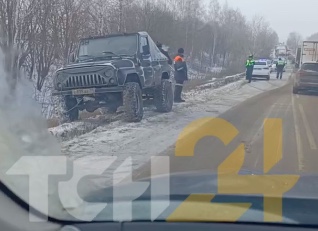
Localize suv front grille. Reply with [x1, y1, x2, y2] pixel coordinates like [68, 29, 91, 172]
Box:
[65, 74, 107, 88]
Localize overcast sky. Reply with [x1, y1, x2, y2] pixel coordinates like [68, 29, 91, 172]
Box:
[215, 0, 318, 42]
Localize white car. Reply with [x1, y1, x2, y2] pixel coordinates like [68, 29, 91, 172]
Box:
[258, 59, 273, 72]
[252, 61, 271, 80]
[271, 62, 277, 72]
[266, 60, 274, 72]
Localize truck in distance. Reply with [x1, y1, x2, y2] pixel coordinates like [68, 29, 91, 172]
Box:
[299, 41, 318, 65]
[293, 41, 318, 94]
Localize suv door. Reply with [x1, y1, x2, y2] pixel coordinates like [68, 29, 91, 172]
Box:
[148, 36, 166, 85]
[139, 36, 154, 86]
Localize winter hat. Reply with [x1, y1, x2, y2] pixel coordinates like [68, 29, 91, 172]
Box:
[178, 48, 184, 54]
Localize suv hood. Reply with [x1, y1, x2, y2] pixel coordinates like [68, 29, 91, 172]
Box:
[59, 59, 135, 72]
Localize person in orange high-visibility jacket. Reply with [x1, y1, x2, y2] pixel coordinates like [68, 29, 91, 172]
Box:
[174, 48, 188, 103]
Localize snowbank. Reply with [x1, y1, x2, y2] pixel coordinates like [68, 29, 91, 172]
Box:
[197, 73, 244, 90]
[49, 72, 245, 141]
[49, 113, 123, 141]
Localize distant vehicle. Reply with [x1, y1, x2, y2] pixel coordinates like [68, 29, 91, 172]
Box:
[267, 60, 275, 72]
[298, 41, 318, 67]
[275, 44, 288, 57]
[271, 59, 278, 72]
[281, 58, 287, 72]
[293, 61, 318, 94]
[252, 60, 271, 80]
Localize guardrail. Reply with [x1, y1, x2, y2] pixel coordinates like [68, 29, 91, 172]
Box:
[196, 72, 245, 90]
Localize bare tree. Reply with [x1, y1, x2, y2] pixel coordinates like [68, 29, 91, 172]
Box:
[33, 0, 58, 91]
[0, 0, 280, 116]
[287, 32, 302, 53]
[0, 0, 37, 90]
[307, 32, 318, 41]
[248, 15, 278, 58]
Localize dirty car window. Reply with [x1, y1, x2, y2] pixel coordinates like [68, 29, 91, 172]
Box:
[302, 63, 318, 72]
[79, 35, 138, 57]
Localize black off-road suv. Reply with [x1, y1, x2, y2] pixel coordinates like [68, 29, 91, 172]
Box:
[52, 32, 173, 123]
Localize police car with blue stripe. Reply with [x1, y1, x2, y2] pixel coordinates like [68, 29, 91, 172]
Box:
[252, 59, 271, 81]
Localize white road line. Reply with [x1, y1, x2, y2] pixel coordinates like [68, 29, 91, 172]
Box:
[298, 104, 317, 150]
[291, 94, 304, 171]
[252, 97, 286, 169]
[296, 95, 299, 99]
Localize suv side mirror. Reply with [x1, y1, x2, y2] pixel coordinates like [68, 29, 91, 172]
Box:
[142, 45, 150, 56]
[69, 53, 76, 63]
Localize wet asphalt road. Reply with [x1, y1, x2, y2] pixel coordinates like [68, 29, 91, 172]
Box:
[133, 70, 318, 180]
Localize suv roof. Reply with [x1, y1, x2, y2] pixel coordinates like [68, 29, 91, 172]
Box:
[80, 31, 147, 41]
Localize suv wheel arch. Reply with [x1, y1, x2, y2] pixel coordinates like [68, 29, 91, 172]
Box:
[126, 73, 142, 88]
[119, 69, 144, 88]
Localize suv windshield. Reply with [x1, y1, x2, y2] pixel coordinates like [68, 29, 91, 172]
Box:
[78, 34, 138, 59]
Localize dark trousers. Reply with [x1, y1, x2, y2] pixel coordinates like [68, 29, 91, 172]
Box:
[174, 79, 185, 102]
[246, 69, 253, 83]
[276, 70, 283, 79]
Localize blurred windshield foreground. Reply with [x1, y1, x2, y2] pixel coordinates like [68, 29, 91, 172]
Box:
[0, 58, 301, 222]
[1, 0, 318, 226]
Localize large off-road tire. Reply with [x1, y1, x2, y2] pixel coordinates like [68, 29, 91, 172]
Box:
[56, 96, 79, 124]
[123, 82, 143, 122]
[154, 79, 174, 112]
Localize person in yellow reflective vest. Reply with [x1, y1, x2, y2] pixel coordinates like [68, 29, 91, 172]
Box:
[245, 55, 255, 83]
[276, 58, 286, 79]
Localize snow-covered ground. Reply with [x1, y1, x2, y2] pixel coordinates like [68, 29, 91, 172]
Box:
[61, 73, 290, 184]
[49, 72, 244, 141]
